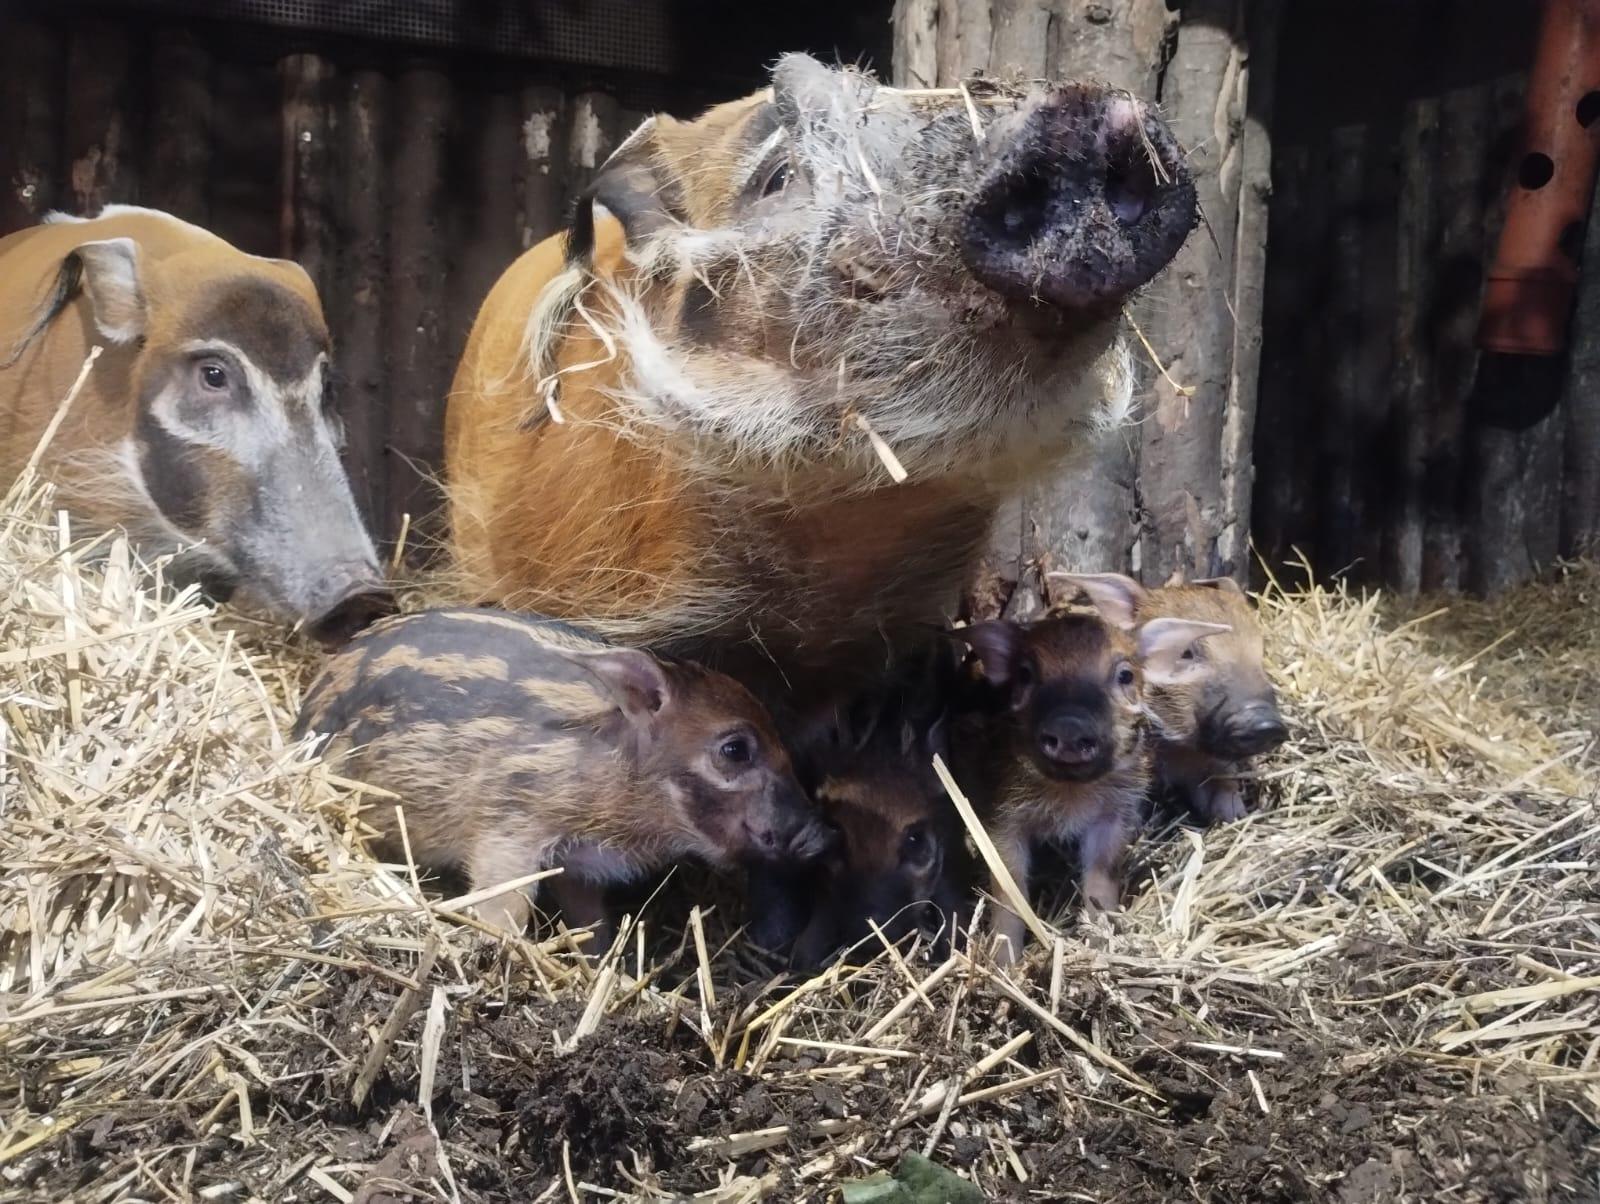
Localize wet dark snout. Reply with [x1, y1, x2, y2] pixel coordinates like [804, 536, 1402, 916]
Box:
[1205, 700, 1288, 760]
[962, 86, 1196, 308]
[306, 583, 398, 648]
[1035, 705, 1114, 780]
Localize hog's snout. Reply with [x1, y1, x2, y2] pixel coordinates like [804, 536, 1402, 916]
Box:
[306, 584, 398, 648]
[1205, 702, 1288, 760]
[961, 86, 1196, 309]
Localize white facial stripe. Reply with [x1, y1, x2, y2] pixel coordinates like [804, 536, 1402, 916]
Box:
[736, 128, 790, 193]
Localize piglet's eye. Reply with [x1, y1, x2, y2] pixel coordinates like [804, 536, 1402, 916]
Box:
[1180, 647, 1196, 662]
[1116, 665, 1136, 687]
[762, 161, 791, 197]
[199, 362, 228, 391]
[719, 735, 753, 764]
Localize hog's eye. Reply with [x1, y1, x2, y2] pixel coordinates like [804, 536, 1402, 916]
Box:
[1116, 664, 1136, 687]
[719, 735, 753, 764]
[198, 361, 229, 391]
[900, 824, 934, 867]
[1180, 647, 1197, 662]
[761, 161, 791, 197]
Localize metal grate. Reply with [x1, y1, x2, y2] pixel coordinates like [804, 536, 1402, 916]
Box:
[46, 0, 683, 73]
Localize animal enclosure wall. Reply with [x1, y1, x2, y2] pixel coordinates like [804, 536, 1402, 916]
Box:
[1253, 0, 1600, 596]
[0, 0, 891, 551]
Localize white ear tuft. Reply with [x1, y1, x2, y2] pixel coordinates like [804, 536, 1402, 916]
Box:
[1191, 575, 1246, 597]
[74, 238, 146, 343]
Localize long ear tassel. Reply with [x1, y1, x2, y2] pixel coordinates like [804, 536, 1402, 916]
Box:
[1, 254, 83, 370]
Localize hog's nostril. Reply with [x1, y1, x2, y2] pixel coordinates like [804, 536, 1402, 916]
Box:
[972, 167, 1053, 254]
[1106, 156, 1156, 226]
[308, 587, 397, 648]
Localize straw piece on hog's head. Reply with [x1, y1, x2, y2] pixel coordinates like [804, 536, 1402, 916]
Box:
[1054, 571, 1288, 824]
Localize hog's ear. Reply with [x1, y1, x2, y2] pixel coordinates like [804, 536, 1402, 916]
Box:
[74, 238, 146, 343]
[954, 621, 1022, 687]
[1138, 619, 1231, 687]
[570, 649, 672, 731]
[567, 117, 679, 260]
[1049, 572, 1146, 631]
[1191, 576, 1246, 597]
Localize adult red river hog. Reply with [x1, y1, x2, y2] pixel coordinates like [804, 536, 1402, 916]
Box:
[445, 54, 1197, 726]
[0, 206, 393, 645]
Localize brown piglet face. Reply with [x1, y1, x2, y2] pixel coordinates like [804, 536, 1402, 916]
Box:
[576, 650, 831, 866]
[962, 615, 1145, 783]
[794, 710, 967, 965]
[1057, 572, 1288, 761]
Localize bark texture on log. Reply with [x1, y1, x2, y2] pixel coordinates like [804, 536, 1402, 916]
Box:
[1138, 0, 1246, 583]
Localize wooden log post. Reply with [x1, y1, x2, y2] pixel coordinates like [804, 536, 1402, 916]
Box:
[384, 65, 453, 554]
[63, 19, 139, 214]
[0, 17, 66, 231]
[517, 86, 568, 250]
[1388, 98, 1442, 595]
[145, 29, 212, 226]
[1137, 0, 1247, 585]
[893, 0, 1278, 613]
[334, 68, 390, 537]
[1560, 184, 1600, 557]
[278, 53, 335, 297]
[1421, 85, 1493, 594]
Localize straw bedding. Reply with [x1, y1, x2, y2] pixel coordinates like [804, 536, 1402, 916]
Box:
[2, 475, 1597, 1203]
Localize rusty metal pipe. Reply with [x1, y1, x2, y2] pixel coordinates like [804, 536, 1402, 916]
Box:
[1477, 0, 1600, 356]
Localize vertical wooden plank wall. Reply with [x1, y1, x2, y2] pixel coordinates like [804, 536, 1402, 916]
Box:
[1253, 1, 1600, 595]
[0, 12, 644, 554]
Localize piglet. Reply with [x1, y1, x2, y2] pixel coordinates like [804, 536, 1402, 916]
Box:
[1054, 572, 1288, 823]
[792, 694, 971, 969]
[293, 608, 830, 942]
[953, 612, 1224, 964]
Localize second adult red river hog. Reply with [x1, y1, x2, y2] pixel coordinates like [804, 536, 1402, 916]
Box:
[293, 608, 832, 942]
[0, 206, 392, 645]
[1054, 572, 1289, 823]
[445, 52, 1197, 721]
[953, 611, 1225, 965]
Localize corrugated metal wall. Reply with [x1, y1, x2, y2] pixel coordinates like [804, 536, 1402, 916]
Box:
[0, 1, 890, 552]
[1252, 0, 1600, 595]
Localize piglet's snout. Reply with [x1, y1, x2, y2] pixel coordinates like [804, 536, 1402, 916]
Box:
[1213, 702, 1288, 759]
[961, 85, 1196, 309]
[743, 784, 835, 864]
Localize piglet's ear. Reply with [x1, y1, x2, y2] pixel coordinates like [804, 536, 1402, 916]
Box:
[952, 620, 1022, 688]
[1138, 619, 1231, 687]
[1049, 572, 1146, 631]
[568, 648, 672, 732]
[567, 117, 680, 261]
[1191, 575, 1246, 597]
[74, 238, 146, 343]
